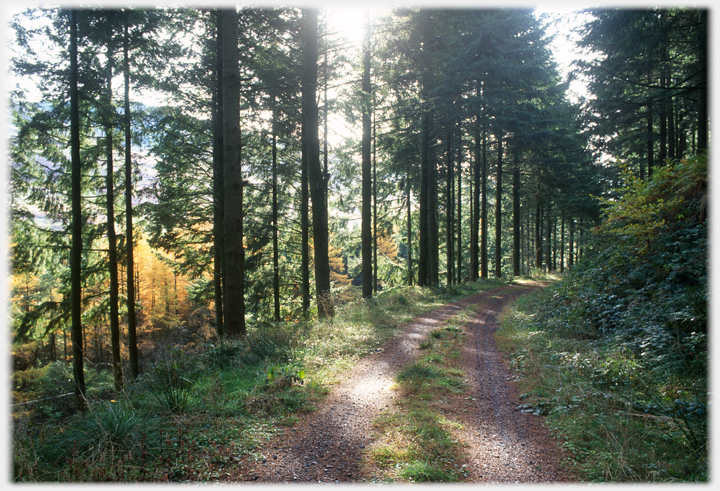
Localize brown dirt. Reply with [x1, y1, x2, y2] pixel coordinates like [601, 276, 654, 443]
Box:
[225, 283, 575, 483]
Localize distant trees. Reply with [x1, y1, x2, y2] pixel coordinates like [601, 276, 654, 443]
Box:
[577, 8, 708, 176]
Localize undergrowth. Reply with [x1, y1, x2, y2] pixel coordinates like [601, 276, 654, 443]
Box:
[12, 281, 501, 482]
[495, 156, 707, 483]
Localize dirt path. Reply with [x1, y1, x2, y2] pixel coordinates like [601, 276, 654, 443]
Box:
[227, 283, 573, 483]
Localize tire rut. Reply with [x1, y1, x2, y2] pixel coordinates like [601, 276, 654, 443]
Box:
[227, 283, 572, 483]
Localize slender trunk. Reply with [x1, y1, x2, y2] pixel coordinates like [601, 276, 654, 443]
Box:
[512, 163, 520, 276]
[418, 111, 429, 287]
[373, 112, 378, 293]
[545, 202, 552, 270]
[428, 116, 439, 286]
[361, 10, 372, 299]
[221, 8, 246, 337]
[456, 124, 462, 284]
[104, 46, 122, 391]
[407, 183, 413, 285]
[666, 64, 675, 161]
[494, 133, 502, 278]
[646, 100, 653, 181]
[301, 115, 310, 313]
[212, 10, 225, 335]
[304, 9, 333, 317]
[446, 126, 453, 286]
[123, 19, 139, 378]
[659, 64, 666, 170]
[272, 108, 280, 322]
[535, 199, 542, 270]
[470, 117, 479, 281]
[69, 10, 86, 404]
[560, 212, 565, 273]
[697, 10, 708, 154]
[568, 217, 574, 268]
[480, 120, 488, 279]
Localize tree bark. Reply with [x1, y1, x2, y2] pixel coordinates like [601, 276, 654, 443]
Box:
[69, 9, 86, 404]
[446, 126, 453, 286]
[301, 113, 310, 313]
[303, 9, 333, 317]
[480, 120, 488, 279]
[470, 117, 480, 281]
[123, 18, 139, 378]
[697, 9, 708, 154]
[212, 10, 225, 335]
[104, 44, 122, 391]
[418, 111, 429, 287]
[494, 133, 503, 278]
[361, 10, 372, 299]
[406, 182, 413, 286]
[512, 162, 520, 276]
[456, 122, 462, 284]
[428, 116, 439, 286]
[221, 8, 246, 337]
[272, 107, 281, 322]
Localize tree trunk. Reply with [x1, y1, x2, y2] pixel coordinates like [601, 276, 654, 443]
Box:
[104, 45, 122, 391]
[212, 10, 225, 336]
[123, 18, 139, 378]
[69, 9, 86, 405]
[446, 126, 453, 286]
[301, 114, 310, 313]
[512, 163, 520, 276]
[220, 8, 246, 337]
[535, 199, 542, 270]
[428, 117, 439, 286]
[560, 212, 565, 273]
[470, 117, 480, 281]
[456, 123, 462, 284]
[406, 182, 413, 286]
[373, 113, 378, 293]
[361, 10, 372, 299]
[272, 107, 281, 322]
[697, 10, 708, 154]
[545, 202, 552, 270]
[568, 217, 574, 268]
[303, 9, 333, 317]
[480, 120, 488, 279]
[418, 111, 429, 287]
[494, 133, 502, 278]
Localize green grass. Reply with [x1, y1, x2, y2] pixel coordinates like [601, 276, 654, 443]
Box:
[363, 311, 474, 483]
[12, 281, 504, 483]
[496, 287, 707, 482]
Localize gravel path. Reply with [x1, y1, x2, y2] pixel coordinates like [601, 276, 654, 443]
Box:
[227, 283, 574, 483]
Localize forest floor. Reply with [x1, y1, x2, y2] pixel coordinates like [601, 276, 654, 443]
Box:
[225, 282, 576, 484]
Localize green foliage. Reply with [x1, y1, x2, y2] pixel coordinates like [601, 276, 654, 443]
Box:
[496, 156, 707, 482]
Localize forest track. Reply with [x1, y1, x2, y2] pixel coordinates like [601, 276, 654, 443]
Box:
[226, 282, 574, 483]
